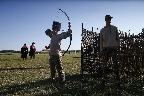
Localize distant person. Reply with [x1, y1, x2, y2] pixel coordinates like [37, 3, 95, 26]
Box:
[100, 15, 120, 85]
[45, 21, 72, 84]
[29, 42, 36, 59]
[21, 43, 28, 60]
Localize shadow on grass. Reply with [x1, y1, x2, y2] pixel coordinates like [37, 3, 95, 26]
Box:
[73, 57, 81, 58]
[0, 74, 143, 96]
[0, 67, 45, 71]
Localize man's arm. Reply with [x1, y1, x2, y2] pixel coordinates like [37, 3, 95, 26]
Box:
[100, 31, 103, 52]
[26, 47, 28, 54]
[45, 29, 52, 38]
[60, 29, 72, 39]
[116, 29, 120, 46]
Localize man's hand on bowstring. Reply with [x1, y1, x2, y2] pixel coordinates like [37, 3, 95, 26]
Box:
[67, 29, 72, 40]
[68, 29, 72, 34]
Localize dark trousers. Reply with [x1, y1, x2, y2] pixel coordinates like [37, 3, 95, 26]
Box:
[102, 47, 120, 82]
[49, 55, 65, 82]
[29, 52, 35, 59]
[103, 48, 117, 64]
[30, 54, 35, 59]
[21, 53, 27, 60]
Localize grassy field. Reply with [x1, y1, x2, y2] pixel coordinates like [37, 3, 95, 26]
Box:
[0, 53, 143, 96]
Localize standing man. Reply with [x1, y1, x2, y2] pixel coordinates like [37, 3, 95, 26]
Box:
[21, 43, 28, 60]
[29, 42, 36, 59]
[100, 15, 120, 85]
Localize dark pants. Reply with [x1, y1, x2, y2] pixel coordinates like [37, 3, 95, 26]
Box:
[102, 47, 120, 83]
[21, 53, 27, 60]
[103, 48, 117, 64]
[29, 52, 35, 59]
[49, 55, 65, 82]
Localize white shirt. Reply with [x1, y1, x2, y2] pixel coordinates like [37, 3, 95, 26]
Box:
[46, 31, 70, 56]
[100, 25, 120, 51]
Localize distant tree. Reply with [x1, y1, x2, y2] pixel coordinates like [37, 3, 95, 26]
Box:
[1, 50, 15, 53]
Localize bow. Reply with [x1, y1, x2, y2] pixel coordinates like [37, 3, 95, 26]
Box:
[59, 9, 72, 56]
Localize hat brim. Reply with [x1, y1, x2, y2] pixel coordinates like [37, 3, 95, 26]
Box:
[105, 17, 113, 21]
[105, 17, 113, 19]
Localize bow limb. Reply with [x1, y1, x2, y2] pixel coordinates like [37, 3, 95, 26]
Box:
[59, 9, 72, 56]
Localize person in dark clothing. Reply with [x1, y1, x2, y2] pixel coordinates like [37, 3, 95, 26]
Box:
[29, 42, 36, 59]
[21, 43, 28, 60]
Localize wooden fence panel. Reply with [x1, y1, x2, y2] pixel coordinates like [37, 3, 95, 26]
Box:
[81, 23, 144, 77]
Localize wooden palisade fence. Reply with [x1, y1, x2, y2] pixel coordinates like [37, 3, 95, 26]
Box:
[81, 23, 144, 79]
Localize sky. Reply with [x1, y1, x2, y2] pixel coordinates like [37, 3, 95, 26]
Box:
[0, 0, 144, 51]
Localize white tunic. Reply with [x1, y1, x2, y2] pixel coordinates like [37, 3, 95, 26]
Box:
[46, 31, 70, 56]
[100, 25, 120, 51]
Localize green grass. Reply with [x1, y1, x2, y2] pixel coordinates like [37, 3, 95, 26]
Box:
[0, 53, 143, 96]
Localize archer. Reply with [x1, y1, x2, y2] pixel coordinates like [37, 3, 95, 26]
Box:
[45, 21, 72, 84]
